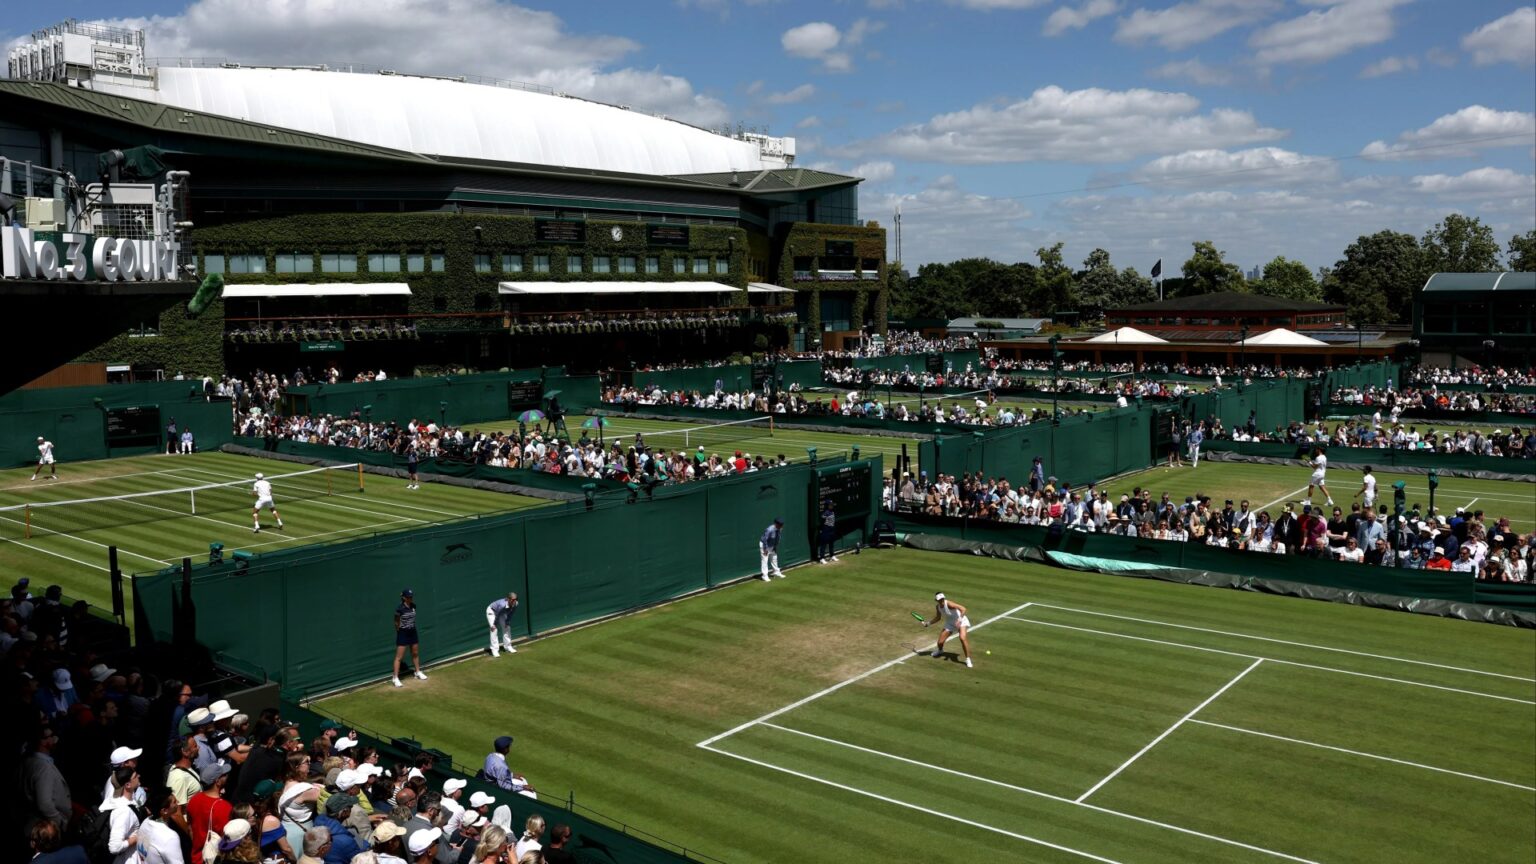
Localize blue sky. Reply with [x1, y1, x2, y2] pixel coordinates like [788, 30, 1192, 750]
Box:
[8, 1, 1534, 273]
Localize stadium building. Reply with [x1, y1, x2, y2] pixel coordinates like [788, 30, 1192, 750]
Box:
[2, 19, 886, 383]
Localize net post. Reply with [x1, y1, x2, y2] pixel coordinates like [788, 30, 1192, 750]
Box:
[769, 415, 774, 435]
[25, 504, 31, 539]
[357, 463, 364, 492]
[190, 489, 197, 515]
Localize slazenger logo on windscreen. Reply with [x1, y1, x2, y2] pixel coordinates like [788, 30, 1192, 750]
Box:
[441, 543, 474, 564]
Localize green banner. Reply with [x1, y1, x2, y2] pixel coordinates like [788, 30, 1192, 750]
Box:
[298, 340, 345, 353]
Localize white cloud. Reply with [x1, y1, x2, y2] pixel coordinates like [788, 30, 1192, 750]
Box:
[61, 0, 732, 125]
[1360, 55, 1418, 78]
[1044, 0, 1121, 36]
[765, 83, 817, 104]
[846, 85, 1286, 164]
[1248, 0, 1410, 66]
[1115, 0, 1279, 51]
[796, 115, 823, 128]
[1133, 146, 1339, 188]
[845, 17, 886, 46]
[1362, 105, 1536, 160]
[1462, 6, 1536, 67]
[1148, 58, 1235, 85]
[871, 176, 1037, 265]
[1411, 167, 1535, 197]
[853, 160, 897, 183]
[781, 21, 853, 71]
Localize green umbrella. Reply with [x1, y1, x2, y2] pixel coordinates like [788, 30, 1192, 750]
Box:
[581, 417, 611, 429]
[517, 410, 546, 423]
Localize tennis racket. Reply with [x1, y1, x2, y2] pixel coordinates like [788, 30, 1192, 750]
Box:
[910, 612, 926, 624]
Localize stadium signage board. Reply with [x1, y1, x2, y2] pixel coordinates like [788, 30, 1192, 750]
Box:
[299, 341, 345, 353]
[1, 226, 181, 282]
[534, 219, 586, 244]
[646, 224, 689, 246]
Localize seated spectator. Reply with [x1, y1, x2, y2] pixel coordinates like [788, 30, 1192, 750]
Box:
[481, 737, 535, 798]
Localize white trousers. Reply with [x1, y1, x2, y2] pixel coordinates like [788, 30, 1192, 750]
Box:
[486, 608, 513, 650]
[760, 546, 781, 578]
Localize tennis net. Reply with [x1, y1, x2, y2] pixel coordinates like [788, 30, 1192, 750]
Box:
[629, 416, 773, 455]
[0, 463, 362, 541]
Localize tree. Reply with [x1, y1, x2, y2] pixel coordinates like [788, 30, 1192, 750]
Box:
[904, 262, 968, 320]
[1111, 267, 1157, 307]
[1325, 230, 1426, 323]
[1253, 256, 1320, 302]
[1074, 248, 1118, 312]
[1029, 243, 1077, 316]
[1178, 241, 1246, 295]
[1508, 229, 1536, 272]
[1421, 213, 1501, 273]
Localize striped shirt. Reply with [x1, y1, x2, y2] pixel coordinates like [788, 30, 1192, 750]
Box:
[396, 603, 417, 631]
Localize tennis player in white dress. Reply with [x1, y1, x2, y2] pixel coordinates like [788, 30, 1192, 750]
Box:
[924, 592, 975, 668]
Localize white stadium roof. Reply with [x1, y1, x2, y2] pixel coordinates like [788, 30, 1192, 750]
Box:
[92, 66, 786, 177]
[1238, 327, 1329, 346]
[222, 283, 411, 298]
[498, 282, 737, 295]
[1085, 326, 1167, 344]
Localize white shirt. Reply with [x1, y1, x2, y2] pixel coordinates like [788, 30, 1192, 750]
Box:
[39, 440, 54, 460]
[515, 837, 543, 860]
[939, 601, 964, 629]
[1312, 455, 1327, 476]
[1362, 475, 1377, 499]
[101, 795, 141, 864]
[1338, 547, 1364, 563]
[138, 818, 185, 864]
[253, 479, 273, 500]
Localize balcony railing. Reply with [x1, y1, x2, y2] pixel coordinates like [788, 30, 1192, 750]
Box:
[224, 306, 796, 341]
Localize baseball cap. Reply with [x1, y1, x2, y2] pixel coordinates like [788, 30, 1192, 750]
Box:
[109, 746, 142, 766]
[401, 588, 414, 598]
[443, 778, 467, 795]
[334, 769, 361, 791]
[356, 764, 384, 779]
[199, 761, 231, 786]
[252, 778, 281, 800]
[408, 828, 443, 854]
[460, 811, 484, 829]
[469, 791, 496, 808]
[324, 793, 358, 815]
[52, 669, 73, 690]
[333, 737, 357, 752]
[372, 822, 406, 844]
[494, 735, 513, 751]
[319, 719, 344, 732]
[407, 767, 424, 781]
[254, 472, 264, 480]
[773, 517, 783, 525]
[90, 664, 116, 683]
[220, 819, 252, 850]
[934, 592, 945, 601]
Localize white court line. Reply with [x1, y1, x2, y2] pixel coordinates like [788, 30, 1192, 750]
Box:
[697, 601, 1034, 748]
[1004, 616, 1536, 706]
[170, 466, 484, 520]
[1031, 603, 1535, 682]
[1462, 497, 1479, 511]
[1077, 658, 1264, 803]
[1187, 720, 1536, 792]
[0, 513, 170, 566]
[759, 722, 1317, 863]
[169, 516, 416, 561]
[1256, 486, 1308, 513]
[700, 743, 1127, 864]
[1, 536, 110, 571]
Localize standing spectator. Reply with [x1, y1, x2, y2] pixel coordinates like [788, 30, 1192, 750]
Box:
[138, 786, 188, 864]
[816, 500, 838, 564]
[406, 446, 421, 491]
[486, 593, 519, 658]
[28, 820, 89, 864]
[299, 826, 331, 864]
[19, 724, 72, 832]
[100, 767, 143, 864]
[187, 762, 233, 864]
[392, 589, 427, 688]
[314, 794, 365, 864]
[759, 517, 786, 582]
[166, 417, 179, 455]
[165, 739, 202, 806]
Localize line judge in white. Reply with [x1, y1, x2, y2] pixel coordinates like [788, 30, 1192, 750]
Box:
[31, 436, 57, 481]
[250, 472, 284, 533]
[923, 592, 976, 668]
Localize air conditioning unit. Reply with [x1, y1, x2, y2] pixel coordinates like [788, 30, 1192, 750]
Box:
[24, 197, 64, 231]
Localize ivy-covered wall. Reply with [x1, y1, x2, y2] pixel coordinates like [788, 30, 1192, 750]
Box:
[777, 222, 888, 338]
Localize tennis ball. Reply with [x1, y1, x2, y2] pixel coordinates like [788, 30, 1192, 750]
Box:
[985, 650, 992, 655]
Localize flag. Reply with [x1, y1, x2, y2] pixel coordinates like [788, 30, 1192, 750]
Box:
[1150, 258, 1162, 279]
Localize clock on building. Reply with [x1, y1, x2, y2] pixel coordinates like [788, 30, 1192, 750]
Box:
[611, 226, 624, 241]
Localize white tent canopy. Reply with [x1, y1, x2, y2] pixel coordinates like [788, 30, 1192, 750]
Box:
[498, 282, 736, 295]
[221, 283, 411, 298]
[1238, 327, 1328, 346]
[747, 282, 795, 293]
[1086, 326, 1167, 344]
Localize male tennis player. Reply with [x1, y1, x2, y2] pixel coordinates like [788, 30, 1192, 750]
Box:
[1305, 447, 1334, 507]
[251, 472, 284, 533]
[1354, 466, 1377, 512]
[31, 437, 57, 481]
[923, 592, 974, 668]
[486, 592, 519, 657]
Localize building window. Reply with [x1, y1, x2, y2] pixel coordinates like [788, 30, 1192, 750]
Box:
[407, 254, 426, 272]
[502, 254, 523, 273]
[645, 256, 660, 274]
[430, 253, 445, 273]
[474, 254, 492, 274]
[321, 254, 358, 274]
[203, 255, 226, 275]
[229, 254, 266, 274]
[619, 256, 637, 274]
[861, 258, 880, 275]
[693, 257, 709, 275]
[673, 257, 686, 275]
[533, 255, 550, 274]
[275, 253, 312, 274]
[368, 253, 401, 273]
[567, 255, 584, 274]
[593, 255, 611, 274]
[715, 258, 729, 275]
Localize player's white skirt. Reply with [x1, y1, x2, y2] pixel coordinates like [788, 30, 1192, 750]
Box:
[254, 496, 276, 510]
[944, 616, 972, 633]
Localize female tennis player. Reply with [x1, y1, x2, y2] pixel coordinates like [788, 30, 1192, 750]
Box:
[923, 592, 974, 668]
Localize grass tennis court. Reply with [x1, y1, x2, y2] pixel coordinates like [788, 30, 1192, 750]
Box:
[0, 451, 547, 617]
[1096, 458, 1536, 533]
[320, 548, 1536, 864]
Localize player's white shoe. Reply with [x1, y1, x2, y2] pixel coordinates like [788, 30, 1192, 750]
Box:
[930, 649, 943, 657]
[504, 644, 517, 654]
[414, 670, 428, 680]
[391, 677, 402, 687]
[491, 649, 500, 658]
[831, 555, 840, 562]
[252, 525, 261, 533]
[965, 658, 974, 668]
[775, 571, 786, 579]
[760, 574, 771, 582]
[276, 519, 284, 529]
